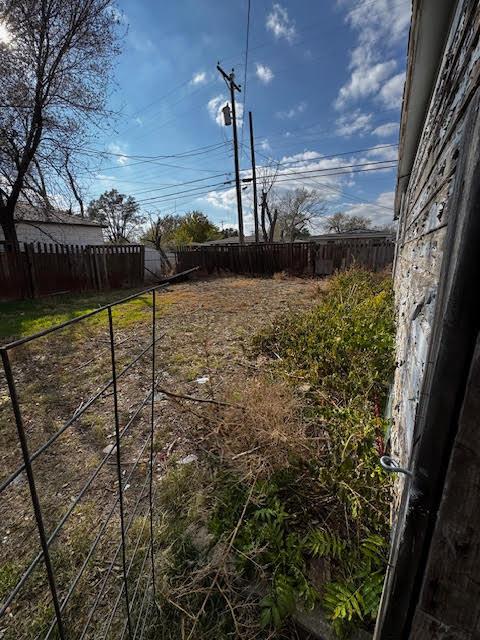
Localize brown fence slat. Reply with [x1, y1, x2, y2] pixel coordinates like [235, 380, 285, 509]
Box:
[0, 243, 145, 301]
[175, 240, 394, 277]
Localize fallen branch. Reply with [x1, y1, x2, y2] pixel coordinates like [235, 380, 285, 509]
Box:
[156, 385, 239, 409]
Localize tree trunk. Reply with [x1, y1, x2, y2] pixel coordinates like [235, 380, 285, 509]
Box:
[268, 208, 278, 243]
[0, 203, 19, 250]
[261, 193, 269, 243]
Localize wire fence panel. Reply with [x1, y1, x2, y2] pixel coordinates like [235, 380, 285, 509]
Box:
[0, 269, 197, 640]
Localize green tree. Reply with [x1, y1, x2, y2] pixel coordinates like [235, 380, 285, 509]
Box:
[172, 211, 221, 245]
[87, 189, 144, 243]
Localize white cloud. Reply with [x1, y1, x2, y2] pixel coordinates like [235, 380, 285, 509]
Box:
[202, 148, 397, 231]
[134, 117, 143, 126]
[335, 61, 396, 108]
[96, 174, 117, 181]
[107, 143, 128, 165]
[379, 72, 405, 109]
[372, 122, 399, 137]
[191, 71, 208, 86]
[207, 95, 244, 127]
[277, 101, 307, 119]
[335, 0, 411, 109]
[207, 95, 226, 126]
[365, 144, 398, 161]
[345, 0, 411, 47]
[336, 110, 372, 136]
[204, 187, 238, 211]
[331, 191, 396, 228]
[266, 3, 297, 43]
[260, 139, 272, 152]
[255, 63, 274, 84]
[280, 151, 321, 163]
[129, 32, 156, 54]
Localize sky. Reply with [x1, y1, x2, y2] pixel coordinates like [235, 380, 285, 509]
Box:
[85, 0, 412, 232]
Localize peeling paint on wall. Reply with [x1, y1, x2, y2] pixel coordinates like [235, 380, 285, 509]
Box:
[391, 0, 480, 495]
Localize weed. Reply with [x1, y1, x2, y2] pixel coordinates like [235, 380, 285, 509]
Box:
[0, 560, 21, 602]
[248, 267, 394, 636]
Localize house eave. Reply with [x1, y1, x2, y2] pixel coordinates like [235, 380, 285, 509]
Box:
[395, 0, 457, 219]
[16, 218, 107, 229]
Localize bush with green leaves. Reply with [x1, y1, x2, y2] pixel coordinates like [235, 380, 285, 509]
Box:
[249, 268, 395, 636]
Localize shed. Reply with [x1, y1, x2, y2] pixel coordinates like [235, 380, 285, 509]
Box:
[376, 0, 480, 637]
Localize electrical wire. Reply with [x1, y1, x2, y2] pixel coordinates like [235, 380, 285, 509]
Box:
[133, 162, 396, 207]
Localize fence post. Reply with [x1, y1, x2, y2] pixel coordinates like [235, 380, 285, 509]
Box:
[140, 245, 145, 284]
[0, 349, 67, 639]
[25, 243, 36, 298]
[107, 308, 133, 639]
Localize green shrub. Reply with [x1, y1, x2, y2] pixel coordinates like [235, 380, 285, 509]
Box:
[250, 268, 395, 636]
[254, 268, 394, 404]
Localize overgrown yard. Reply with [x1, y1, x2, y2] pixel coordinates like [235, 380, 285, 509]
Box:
[0, 271, 394, 640]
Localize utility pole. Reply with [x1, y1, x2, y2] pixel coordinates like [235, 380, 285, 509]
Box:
[217, 63, 244, 245]
[248, 111, 259, 243]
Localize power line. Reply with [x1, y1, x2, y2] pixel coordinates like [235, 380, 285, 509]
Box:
[134, 163, 396, 207]
[77, 141, 228, 162]
[119, 172, 232, 197]
[82, 143, 399, 201]
[246, 142, 398, 168]
[104, 157, 396, 201]
[114, 78, 218, 140]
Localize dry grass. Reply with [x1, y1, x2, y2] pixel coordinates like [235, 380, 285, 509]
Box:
[201, 376, 320, 478]
[0, 275, 321, 639]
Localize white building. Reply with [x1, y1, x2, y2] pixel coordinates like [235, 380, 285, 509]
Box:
[0, 204, 105, 246]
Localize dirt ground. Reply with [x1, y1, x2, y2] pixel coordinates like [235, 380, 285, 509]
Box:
[0, 275, 321, 639]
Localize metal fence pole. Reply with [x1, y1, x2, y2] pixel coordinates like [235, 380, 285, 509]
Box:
[107, 308, 134, 639]
[0, 349, 67, 639]
[149, 290, 157, 602]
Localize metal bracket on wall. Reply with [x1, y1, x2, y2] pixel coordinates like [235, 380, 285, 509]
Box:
[380, 455, 413, 478]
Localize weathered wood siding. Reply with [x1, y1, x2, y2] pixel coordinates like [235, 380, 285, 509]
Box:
[392, 0, 480, 469]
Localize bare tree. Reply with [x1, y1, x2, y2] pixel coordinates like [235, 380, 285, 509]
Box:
[0, 0, 121, 247]
[142, 213, 182, 249]
[257, 160, 280, 242]
[87, 189, 144, 243]
[276, 187, 327, 241]
[141, 213, 183, 270]
[64, 151, 86, 218]
[324, 212, 372, 233]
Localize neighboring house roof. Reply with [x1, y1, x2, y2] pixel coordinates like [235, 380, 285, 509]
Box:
[300, 230, 395, 242]
[14, 204, 106, 228]
[200, 235, 257, 246]
[196, 230, 394, 246]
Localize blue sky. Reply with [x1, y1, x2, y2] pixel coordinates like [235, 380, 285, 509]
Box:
[86, 0, 411, 231]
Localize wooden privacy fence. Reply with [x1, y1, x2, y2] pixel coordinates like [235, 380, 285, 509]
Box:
[175, 239, 395, 277]
[0, 242, 145, 300]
